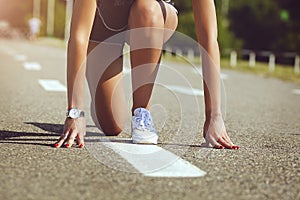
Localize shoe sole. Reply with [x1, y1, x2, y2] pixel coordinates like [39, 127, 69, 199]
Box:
[132, 130, 158, 145]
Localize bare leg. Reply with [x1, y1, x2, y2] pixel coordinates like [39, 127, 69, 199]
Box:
[128, 0, 178, 113]
[86, 1, 177, 136]
[86, 42, 126, 136]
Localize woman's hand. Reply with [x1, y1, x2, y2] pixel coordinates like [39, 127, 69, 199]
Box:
[54, 0, 97, 149]
[54, 117, 86, 148]
[203, 114, 239, 149]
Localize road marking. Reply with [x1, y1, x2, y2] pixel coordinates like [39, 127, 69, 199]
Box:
[14, 55, 27, 61]
[166, 85, 204, 96]
[122, 67, 203, 96]
[103, 142, 206, 177]
[38, 79, 67, 92]
[220, 73, 229, 80]
[23, 62, 41, 71]
[292, 89, 300, 95]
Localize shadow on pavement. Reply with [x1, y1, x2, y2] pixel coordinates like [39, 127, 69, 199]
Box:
[25, 122, 64, 134]
[0, 122, 208, 148]
[0, 129, 57, 147]
[159, 142, 209, 148]
[25, 122, 100, 136]
[0, 122, 100, 147]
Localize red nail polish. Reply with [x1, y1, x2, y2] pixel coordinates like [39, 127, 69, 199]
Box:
[233, 145, 240, 149]
[65, 144, 70, 148]
[54, 143, 59, 148]
[79, 144, 84, 148]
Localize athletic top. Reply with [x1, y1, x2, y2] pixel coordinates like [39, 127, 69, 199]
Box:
[90, 0, 176, 43]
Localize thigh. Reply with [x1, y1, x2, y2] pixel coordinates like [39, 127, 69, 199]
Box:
[162, 1, 178, 29]
[161, 0, 178, 41]
[86, 41, 127, 135]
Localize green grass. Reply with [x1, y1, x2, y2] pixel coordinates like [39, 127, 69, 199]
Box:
[220, 58, 300, 84]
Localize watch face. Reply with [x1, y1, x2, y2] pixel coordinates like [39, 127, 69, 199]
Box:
[69, 108, 80, 118]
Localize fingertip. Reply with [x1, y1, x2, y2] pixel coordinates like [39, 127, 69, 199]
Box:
[76, 134, 85, 147]
[65, 143, 71, 148]
[214, 145, 224, 149]
[217, 139, 232, 149]
[232, 145, 240, 150]
[53, 143, 59, 148]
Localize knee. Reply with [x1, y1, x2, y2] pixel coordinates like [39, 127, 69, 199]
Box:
[129, 0, 164, 28]
[97, 117, 124, 136]
[91, 106, 124, 137]
[102, 126, 123, 136]
[128, 1, 164, 47]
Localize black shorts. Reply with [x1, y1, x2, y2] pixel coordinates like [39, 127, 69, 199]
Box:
[89, 0, 176, 44]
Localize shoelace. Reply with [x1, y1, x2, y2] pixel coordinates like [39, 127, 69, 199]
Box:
[135, 110, 153, 130]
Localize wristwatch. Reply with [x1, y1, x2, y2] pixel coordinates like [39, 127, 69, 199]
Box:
[66, 108, 85, 119]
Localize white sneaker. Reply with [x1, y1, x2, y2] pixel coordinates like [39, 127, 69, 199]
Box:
[131, 108, 158, 144]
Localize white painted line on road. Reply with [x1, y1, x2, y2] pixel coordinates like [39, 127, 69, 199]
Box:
[220, 73, 229, 80]
[23, 62, 41, 71]
[38, 79, 67, 92]
[103, 142, 206, 177]
[14, 55, 27, 61]
[292, 89, 300, 95]
[122, 67, 203, 96]
[166, 85, 204, 96]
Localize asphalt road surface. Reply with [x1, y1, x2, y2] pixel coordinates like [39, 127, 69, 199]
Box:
[0, 38, 299, 200]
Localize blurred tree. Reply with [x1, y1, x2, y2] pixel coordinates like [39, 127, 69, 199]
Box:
[215, 0, 243, 51]
[275, 0, 300, 52]
[228, 0, 300, 52]
[173, 0, 242, 51]
[173, 0, 192, 13]
[229, 0, 283, 51]
[173, 0, 195, 41]
[54, 0, 66, 38]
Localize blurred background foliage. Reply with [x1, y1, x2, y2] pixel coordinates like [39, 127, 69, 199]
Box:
[0, 0, 299, 53]
[174, 0, 299, 53]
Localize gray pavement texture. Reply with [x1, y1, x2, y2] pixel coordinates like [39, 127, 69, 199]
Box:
[0, 39, 299, 200]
